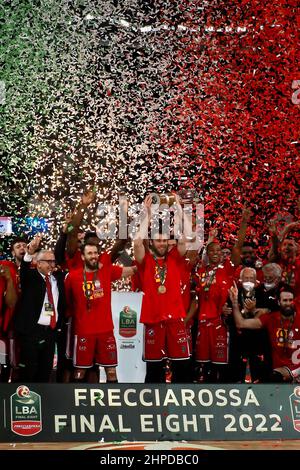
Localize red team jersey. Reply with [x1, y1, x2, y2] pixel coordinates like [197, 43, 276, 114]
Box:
[0, 276, 6, 331]
[279, 258, 300, 300]
[0, 261, 19, 332]
[131, 260, 143, 292]
[65, 250, 84, 272]
[65, 253, 122, 335]
[196, 259, 235, 320]
[180, 259, 193, 312]
[259, 310, 300, 370]
[133, 247, 193, 312]
[137, 249, 186, 324]
[169, 248, 193, 312]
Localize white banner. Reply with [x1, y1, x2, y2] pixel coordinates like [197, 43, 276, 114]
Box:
[0, 217, 12, 236]
[100, 292, 146, 383]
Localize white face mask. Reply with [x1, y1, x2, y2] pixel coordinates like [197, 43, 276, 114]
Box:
[264, 282, 276, 290]
[242, 281, 255, 291]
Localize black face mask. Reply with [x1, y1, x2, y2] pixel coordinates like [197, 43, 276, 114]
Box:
[280, 306, 295, 317]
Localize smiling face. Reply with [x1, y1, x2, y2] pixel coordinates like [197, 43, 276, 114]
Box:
[221, 248, 231, 262]
[82, 244, 99, 271]
[36, 250, 56, 275]
[12, 241, 27, 264]
[207, 242, 222, 266]
[279, 291, 295, 317]
[263, 266, 281, 287]
[241, 245, 256, 267]
[281, 238, 297, 260]
[150, 234, 169, 258]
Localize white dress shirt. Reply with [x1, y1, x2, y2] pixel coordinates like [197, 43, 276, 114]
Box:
[37, 271, 59, 326]
[24, 253, 59, 326]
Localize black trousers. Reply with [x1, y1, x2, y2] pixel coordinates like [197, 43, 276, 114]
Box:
[145, 359, 193, 383]
[227, 325, 272, 383]
[19, 325, 56, 382]
[145, 360, 166, 383]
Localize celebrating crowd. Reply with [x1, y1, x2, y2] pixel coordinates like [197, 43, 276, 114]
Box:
[0, 191, 299, 384]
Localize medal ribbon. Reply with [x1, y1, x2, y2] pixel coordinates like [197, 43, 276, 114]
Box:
[83, 269, 99, 311]
[202, 267, 217, 297]
[279, 315, 295, 351]
[153, 255, 167, 287]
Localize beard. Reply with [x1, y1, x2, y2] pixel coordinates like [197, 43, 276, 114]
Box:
[280, 306, 295, 317]
[209, 255, 221, 265]
[85, 260, 98, 271]
[151, 244, 168, 258]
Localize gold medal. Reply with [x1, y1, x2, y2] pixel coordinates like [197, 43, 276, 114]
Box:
[158, 285, 166, 294]
[153, 255, 167, 294]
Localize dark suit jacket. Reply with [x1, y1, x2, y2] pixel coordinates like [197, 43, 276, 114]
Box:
[14, 259, 66, 335]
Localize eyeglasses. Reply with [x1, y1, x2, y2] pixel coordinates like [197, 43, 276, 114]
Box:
[39, 259, 56, 264]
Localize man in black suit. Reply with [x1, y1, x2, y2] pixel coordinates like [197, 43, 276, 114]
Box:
[14, 238, 66, 382]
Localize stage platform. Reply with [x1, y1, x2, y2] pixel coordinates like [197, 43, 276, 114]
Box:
[1, 440, 300, 450]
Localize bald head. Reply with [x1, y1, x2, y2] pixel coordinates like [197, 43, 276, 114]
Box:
[240, 267, 257, 283]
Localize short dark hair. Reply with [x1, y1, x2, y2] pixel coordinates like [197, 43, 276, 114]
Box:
[207, 241, 220, 251]
[279, 285, 295, 297]
[10, 237, 28, 251]
[242, 242, 257, 249]
[83, 231, 98, 243]
[80, 243, 99, 255]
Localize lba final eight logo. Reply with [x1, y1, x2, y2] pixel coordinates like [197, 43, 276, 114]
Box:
[10, 385, 42, 436]
[289, 386, 300, 433]
[119, 306, 137, 338]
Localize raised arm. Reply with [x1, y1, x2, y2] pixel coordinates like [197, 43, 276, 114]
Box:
[231, 207, 252, 267]
[66, 190, 96, 257]
[133, 195, 152, 264]
[109, 239, 129, 263]
[201, 227, 218, 266]
[267, 221, 280, 262]
[108, 197, 130, 263]
[0, 265, 17, 310]
[280, 221, 300, 241]
[174, 194, 187, 257]
[54, 232, 67, 265]
[20, 235, 42, 287]
[121, 266, 138, 278]
[54, 211, 75, 265]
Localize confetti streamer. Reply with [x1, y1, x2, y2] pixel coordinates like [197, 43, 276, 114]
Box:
[0, 1, 298, 259]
